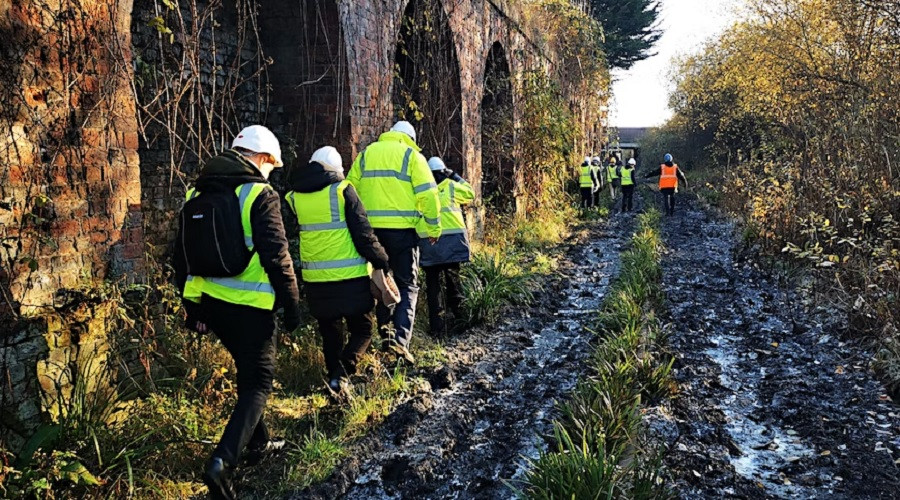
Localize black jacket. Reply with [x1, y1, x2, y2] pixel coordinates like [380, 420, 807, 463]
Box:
[174, 149, 302, 330]
[287, 163, 390, 320]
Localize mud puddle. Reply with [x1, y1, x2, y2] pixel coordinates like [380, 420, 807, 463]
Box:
[650, 196, 900, 498]
[292, 211, 635, 499]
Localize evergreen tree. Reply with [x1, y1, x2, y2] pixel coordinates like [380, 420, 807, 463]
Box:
[589, 0, 663, 69]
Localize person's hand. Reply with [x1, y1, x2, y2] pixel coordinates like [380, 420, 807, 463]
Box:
[195, 321, 208, 334]
[429, 237, 438, 245]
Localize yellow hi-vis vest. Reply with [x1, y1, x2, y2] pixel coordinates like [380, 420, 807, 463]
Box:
[347, 131, 441, 237]
[285, 180, 370, 283]
[606, 165, 620, 182]
[182, 183, 276, 310]
[579, 164, 593, 188]
[620, 167, 634, 186]
[417, 177, 475, 237]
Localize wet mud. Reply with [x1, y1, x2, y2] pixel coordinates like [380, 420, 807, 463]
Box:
[296, 212, 635, 499]
[652, 196, 900, 498]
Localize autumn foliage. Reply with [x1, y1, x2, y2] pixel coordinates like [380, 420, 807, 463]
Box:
[654, 0, 898, 348]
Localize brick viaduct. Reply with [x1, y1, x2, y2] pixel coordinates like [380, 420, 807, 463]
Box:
[0, 0, 600, 448]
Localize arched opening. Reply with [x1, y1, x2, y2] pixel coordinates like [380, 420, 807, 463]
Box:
[481, 42, 515, 212]
[259, 0, 352, 169]
[393, 0, 463, 172]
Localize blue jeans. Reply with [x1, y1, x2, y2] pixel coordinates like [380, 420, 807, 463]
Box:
[374, 229, 420, 347]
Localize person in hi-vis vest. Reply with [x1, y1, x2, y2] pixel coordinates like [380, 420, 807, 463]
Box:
[644, 153, 688, 215]
[285, 146, 391, 398]
[578, 156, 594, 209]
[174, 125, 301, 500]
[346, 121, 441, 364]
[619, 158, 637, 213]
[417, 157, 475, 337]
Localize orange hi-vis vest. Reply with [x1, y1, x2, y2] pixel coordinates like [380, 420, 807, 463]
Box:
[660, 164, 678, 189]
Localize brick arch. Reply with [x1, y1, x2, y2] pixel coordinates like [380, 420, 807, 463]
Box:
[391, 0, 465, 172]
[481, 41, 515, 213]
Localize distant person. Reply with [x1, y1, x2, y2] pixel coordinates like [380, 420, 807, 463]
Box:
[645, 153, 688, 215]
[347, 121, 441, 364]
[174, 125, 301, 499]
[284, 146, 391, 397]
[590, 156, 603, 207]
[579, 156, 594, 209]
[620, 158, 636, 213]
[606, 154, 621, 199]
[418, 157, 475, 336]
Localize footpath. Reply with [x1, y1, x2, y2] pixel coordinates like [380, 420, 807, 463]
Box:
[653, 196, 900, 498]
[297, 212, 635, 499]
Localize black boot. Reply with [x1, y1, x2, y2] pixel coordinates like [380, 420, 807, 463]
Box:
[244, 439, 286, 467]
[202, 457, 236, 500]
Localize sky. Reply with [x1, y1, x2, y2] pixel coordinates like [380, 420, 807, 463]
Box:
[610, 0, 742, 128]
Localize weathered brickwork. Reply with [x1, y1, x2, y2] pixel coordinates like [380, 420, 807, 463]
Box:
[0, 0, 142, 450]
[1, 0, 601, 452]
[131, 0, 273, 251]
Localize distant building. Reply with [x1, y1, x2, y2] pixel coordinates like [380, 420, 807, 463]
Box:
[610, 127, 653, 162]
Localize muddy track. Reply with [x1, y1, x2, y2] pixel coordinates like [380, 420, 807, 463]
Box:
[296, 211, 635, 499]
[652, 196, 900, 498]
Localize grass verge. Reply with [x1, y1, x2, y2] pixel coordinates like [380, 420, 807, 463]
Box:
[517, 209, 674, 498]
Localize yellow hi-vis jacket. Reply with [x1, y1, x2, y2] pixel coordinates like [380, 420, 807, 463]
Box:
[606, 164, 620, 182]
[620, 166, 635, 186]
[182, 183, 276, 310]
[285, 180, 370, 283]
[347, 131, 441, 238]
[579, 164, 593, 188]
[417, 177, 475, 238]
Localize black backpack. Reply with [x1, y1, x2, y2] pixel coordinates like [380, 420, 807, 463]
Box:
[179, 188, 253, 277]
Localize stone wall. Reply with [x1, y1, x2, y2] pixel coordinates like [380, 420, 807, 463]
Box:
[0, 0, 141, 451]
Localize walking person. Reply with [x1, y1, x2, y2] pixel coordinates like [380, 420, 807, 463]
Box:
[606, 154, 621, 199]
[579, 156, 593, 209]
[418, 157, 475, 337]
[284, 146, 391, 397]
[645, 153, 688, 215]
[620, 158, 637, 212]
[347, 121, 441, 364]
[590, 156, 603, 207]
[174, 125, 302, 499]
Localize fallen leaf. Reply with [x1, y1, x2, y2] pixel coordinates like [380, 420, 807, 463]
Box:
[771, 342, 780, 348]
[835, 365, 845, 374]
[820, 450, 831, 456]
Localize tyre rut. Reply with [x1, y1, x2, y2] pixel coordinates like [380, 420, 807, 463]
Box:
[297, 211, 636, 499]
[653, 197, 900, 498]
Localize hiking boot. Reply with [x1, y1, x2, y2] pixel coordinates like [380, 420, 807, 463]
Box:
[202, 457, 236, 500]
[386, 340, 416, 365]
[244, 438, 286, 467]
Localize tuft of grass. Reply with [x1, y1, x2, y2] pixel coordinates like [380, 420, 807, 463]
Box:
[460, 253, 534, 326]
[519, 208, 673, 499]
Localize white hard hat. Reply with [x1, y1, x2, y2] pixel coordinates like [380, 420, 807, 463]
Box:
[390, 121, 417, 141]
[310, 146, 343, 173]
[592, 156, 601, 163]
[427, 157, 446, 171]
[583, 156, 591, 164]
[232, 125, 283, 167]
[627, 158, 636, 165]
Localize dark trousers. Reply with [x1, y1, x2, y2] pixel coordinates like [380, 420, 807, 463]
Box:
[579, 187, 593, 209]
[423, 263, 463, 335]
[204, 297, 276, 466]
[621, 185, 635, 212]
[592, 187, 601, 207]
[374, 229, 419, 347]
[661, 188, 676, 215]
[316, 312, 374, 379]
